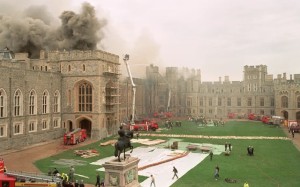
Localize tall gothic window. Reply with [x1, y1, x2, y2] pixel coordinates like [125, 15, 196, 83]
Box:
[247, 97, 252, 106]
[297, 96, 300, 108]
[199, 97, 204, 106]
[79, 83, 93, 112]
[42, 91, 49, 114]
[260, 97, 264, 107]
[29, 90, 37, 115]
[54, 91, 60, 113]
[209, 98, 212, 106]
[14, 90, 23, 116]
[227, 98, 231, 106]
[281, 96, 288, 108]
[237, 98, 241, 106]
[0, 89, 7, 118]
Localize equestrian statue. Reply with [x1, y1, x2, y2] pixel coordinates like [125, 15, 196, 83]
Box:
[114, 125, 134, 162]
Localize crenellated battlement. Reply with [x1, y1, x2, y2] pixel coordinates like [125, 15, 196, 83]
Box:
[46, 50, 119, 63]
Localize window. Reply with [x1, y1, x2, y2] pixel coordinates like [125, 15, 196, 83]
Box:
[42, 120, 48, 130]
[187, 98, 192, 107]
[14, 123, 23, 135]
[83, 64, 86, 71]
[297, 96, 300, 108]
[253, 84, 257, 91]
[209, 98, 212, 106]
[260, 97, 264, 107]
[260, 110, 264, 115]
[54, 91, 60, 113]
[270, 97, 275, 107]
[28, 121, 36, 132]
[0, 89, 7, 118]
[247, 97, 252, 106]
[248, 84, 251, 91]
[218, 98, 222, 106]
[68, 90, 71, 106]
[209, 109, 213, 114]
[53, 118, 61, 128]
[270, 109, 275, 115]
[0, 125, 6, 137]
[14, 90, 23, 116]
[68, 65, 71, 72]
[42, 91, 49, 114]
[199, 98, 203, 106]
[227, 98, 231, 106]
[237, 98, 241, 106]
[79, 83, 93, 112]
[281, 96, 288, 108]
[29, 90, 37, 115]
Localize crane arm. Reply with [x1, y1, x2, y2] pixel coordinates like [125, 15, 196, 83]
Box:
[123, 54, 136, 124]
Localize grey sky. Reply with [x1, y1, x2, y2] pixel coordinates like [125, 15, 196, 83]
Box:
[1, 0, 300, 81]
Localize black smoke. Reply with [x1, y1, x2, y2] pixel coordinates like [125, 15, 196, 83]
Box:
[0, 2, 106, 58]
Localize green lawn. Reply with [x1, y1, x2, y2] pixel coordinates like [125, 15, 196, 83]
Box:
[35, 120, 300, 187]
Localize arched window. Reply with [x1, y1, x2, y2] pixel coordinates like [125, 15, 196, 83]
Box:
[79, 82, 93, 112]
[42, 91, 49, 114]
[29, 90, 37, 115]
[14, 90, 23, 116]
[297, 96, 300, 108]
[83, 64, 86, 71]
[0, 89, 7, 118]
[54, 91, 60, 113]
[281, 96, 288, 108]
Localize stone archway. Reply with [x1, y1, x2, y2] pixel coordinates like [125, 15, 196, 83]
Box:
[79, 118, 92, 137]
[296, 111, 300, 124]
[281, 110, 288, 120]
[67, 120, 73, 132]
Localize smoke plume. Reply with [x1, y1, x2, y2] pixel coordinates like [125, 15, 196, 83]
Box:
[0, 2, 106, 58]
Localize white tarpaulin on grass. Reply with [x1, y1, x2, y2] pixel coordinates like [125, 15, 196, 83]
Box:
[91, 146, 209, 187]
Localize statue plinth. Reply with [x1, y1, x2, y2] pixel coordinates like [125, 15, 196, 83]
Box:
[103, 155, 141, 187]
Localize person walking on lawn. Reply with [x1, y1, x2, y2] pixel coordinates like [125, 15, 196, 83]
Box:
[172, 166, 179, 179]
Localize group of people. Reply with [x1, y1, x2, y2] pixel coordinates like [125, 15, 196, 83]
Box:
[48, 167, 85, 187]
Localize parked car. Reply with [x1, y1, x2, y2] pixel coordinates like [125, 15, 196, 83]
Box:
[289, 124, 300, 133]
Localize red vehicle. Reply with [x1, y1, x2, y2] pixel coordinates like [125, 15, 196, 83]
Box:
[261, 115, 270, 124]
[228, 113, 236, 119]
[0, 159, 59, 187]
[248, 113, 255, 120]
[153, 112, 173, 119]
[63, 128, 87, 145]
[122, 119, 159, 131]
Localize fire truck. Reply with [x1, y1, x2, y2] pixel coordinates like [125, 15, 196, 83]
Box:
[122, 119, 159, 131]
[63, 128, 87, 145]
[0, 159, 61, 187]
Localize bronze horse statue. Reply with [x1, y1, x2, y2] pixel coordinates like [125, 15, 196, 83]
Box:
[114, 130, 134, 162]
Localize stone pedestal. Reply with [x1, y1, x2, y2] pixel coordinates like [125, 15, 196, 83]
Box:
[103, 155, 141, 187]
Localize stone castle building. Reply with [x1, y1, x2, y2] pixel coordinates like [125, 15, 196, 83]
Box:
[144, 64, 300, 121]
[0, 48, 120, 151]
[1, 48, 300, 152]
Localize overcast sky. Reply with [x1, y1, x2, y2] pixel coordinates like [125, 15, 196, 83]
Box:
[1, 0, 300, 81]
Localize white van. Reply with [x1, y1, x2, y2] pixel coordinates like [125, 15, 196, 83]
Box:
[268, 116, 284, 125]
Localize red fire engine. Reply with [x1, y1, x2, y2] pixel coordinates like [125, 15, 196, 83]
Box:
[63, 128, 87, 145]
[0, 159, 60, 187]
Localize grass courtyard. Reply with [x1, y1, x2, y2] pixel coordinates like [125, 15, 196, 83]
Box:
[35, 120, 300, 187]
